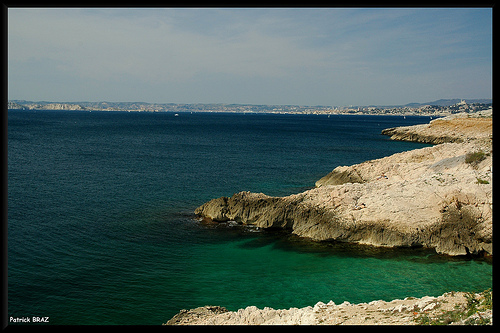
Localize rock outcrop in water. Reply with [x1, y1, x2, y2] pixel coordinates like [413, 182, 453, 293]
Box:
[195, 110, 492, 257]
[380, 109, 492, 145]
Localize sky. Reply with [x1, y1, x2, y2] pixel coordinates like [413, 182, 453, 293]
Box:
[8, 7, 492, 106]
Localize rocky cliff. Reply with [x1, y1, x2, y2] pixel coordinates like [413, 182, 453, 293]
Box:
[195, 111, 492, 257]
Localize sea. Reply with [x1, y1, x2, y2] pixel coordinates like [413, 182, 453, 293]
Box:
[7, 110, 492, 325]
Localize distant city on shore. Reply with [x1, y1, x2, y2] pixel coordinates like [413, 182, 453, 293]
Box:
[8, 98, 492, 116]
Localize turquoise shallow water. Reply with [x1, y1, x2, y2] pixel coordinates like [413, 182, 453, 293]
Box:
[8, 110, 492, 325]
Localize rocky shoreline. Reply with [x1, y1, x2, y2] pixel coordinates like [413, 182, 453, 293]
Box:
[195, 110, 492, 257]
[165, 290, 492, 325]
[168, 110, 492, 325]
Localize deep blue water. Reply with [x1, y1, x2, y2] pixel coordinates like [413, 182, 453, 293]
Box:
[7, 110, 492, 325]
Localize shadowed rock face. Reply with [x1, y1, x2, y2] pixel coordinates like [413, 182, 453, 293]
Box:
[195, 112, 492, 257]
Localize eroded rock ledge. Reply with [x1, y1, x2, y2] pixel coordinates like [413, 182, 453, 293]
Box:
[195, 111, 492, 257]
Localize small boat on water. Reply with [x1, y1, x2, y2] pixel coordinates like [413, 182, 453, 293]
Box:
[174, 113, 179, 117]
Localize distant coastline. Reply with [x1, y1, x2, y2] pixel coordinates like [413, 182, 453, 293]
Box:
[8, 99, 492, 117]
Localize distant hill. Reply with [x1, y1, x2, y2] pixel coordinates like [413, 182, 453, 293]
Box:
[404, 99, 492, 107]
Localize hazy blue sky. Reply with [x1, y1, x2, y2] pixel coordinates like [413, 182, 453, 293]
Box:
[8, 7, 492, 106]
